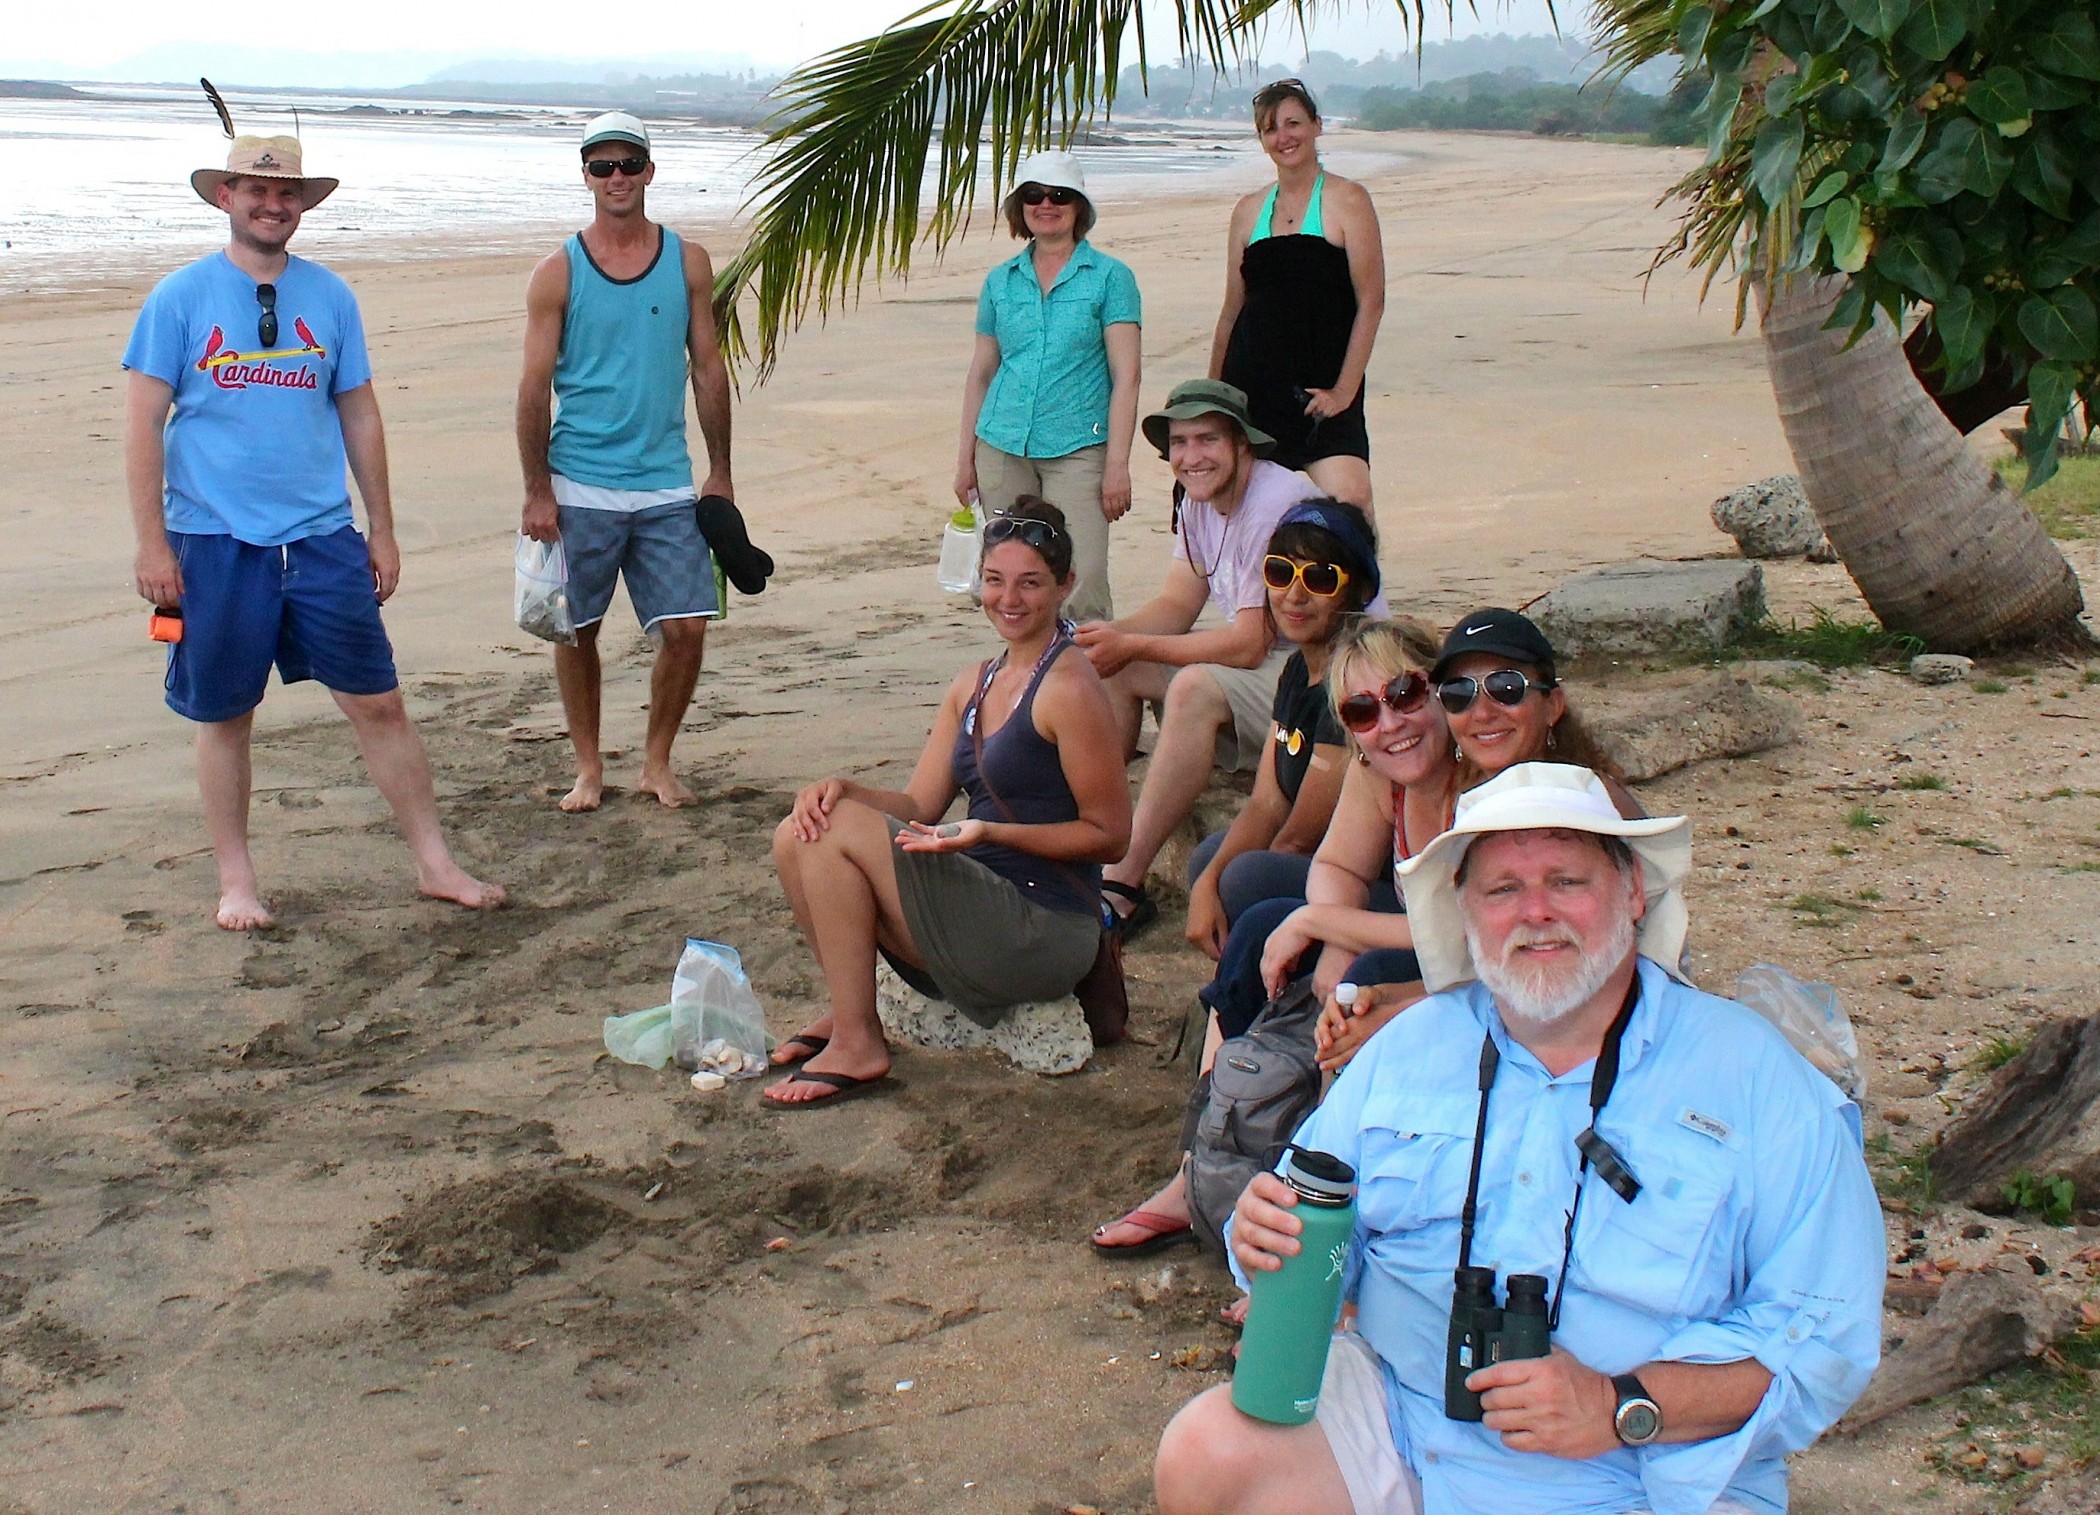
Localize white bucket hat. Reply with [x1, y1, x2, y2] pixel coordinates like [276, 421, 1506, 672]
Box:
[1011, 149, 1087, 197]
[1397, 762, 1691, 994]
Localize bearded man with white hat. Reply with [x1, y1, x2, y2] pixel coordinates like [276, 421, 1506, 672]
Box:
[124, 116, 502, 930]
[1154, 763, 1883, 1515]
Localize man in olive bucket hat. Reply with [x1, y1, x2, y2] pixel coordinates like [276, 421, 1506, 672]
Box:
[123, 110, 503, 930]
[1074, 378, 1385, 938]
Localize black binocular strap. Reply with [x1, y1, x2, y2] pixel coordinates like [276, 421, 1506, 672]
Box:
[1453, 971, 1644, 1327]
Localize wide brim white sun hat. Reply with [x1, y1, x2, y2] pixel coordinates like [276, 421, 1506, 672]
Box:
[1010, 148, 1088, 198]
[1397, 762, 1692, 994]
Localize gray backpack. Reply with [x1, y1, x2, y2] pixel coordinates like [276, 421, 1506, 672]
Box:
[1181, 981, 1325, 1255]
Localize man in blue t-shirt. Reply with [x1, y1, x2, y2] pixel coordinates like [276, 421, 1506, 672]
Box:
[124, 133, 502, 930]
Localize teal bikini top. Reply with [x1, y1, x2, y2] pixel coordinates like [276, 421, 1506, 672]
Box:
[1249, 173, 1327, 241]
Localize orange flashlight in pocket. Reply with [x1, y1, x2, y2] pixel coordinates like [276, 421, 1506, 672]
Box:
[149, 605, 184, 643]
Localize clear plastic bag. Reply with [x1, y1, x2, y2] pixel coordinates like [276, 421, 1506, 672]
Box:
[1733, 963, 1867, 1103]
[669, 939, 772, 1078]
[514, 535, 576, 645]
[602, 1002, 676, 1069]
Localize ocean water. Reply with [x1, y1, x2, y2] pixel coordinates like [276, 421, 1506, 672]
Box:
[0, 85, 1257, 291]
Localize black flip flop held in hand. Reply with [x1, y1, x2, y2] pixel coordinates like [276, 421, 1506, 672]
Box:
[695, 494, 775, 596]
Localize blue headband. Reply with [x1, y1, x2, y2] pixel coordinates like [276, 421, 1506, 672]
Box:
[1274, 501, 1381, 602]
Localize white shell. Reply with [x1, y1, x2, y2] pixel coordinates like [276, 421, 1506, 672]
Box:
[688, 1070, 728, 1092]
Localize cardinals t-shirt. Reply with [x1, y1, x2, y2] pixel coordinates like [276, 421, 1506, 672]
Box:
[123, 251, 373, 546]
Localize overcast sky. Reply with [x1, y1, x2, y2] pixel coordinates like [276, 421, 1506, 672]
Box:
[6, 0, 1571, 76]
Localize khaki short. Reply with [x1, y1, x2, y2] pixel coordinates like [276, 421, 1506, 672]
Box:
[1312, 1332, 1759, 1515]
[1197, 644, 1293, 774]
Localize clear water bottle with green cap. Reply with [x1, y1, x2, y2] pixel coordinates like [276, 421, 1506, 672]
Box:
[1231, 1146, 1358, 1425]
[937, 493, 983, 594]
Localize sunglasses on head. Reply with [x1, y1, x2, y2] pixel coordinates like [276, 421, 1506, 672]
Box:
[1017, 183, 1080, 207]
[1337, 671, 1431, 733]
[585, 156, 649, 178]
[983, 514, 1065, 552]
[1261, 554, 1351, 599]
[254, 282, 277, 348]
[1437, 669, 1556, 714]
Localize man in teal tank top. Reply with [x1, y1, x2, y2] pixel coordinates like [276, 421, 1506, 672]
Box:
[517, 111, 734, 811]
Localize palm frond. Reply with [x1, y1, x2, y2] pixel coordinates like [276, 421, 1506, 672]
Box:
[715, 0, 1486, 378]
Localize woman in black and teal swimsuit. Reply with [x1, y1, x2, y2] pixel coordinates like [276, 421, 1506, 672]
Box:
[1209, 78, 1387, 517]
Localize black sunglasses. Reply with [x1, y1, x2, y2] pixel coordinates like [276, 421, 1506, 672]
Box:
[585, 156, 650, 178]
[254, 282, 277, 348]
[1018, 183, 1080, 207]
[1337, 671, 1432, 733]
[1437, 669, 1556, 714]
[983, 515, 1065, 552]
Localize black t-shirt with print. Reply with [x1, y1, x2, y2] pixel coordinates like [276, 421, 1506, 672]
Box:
[1271, 650, 1344, 804]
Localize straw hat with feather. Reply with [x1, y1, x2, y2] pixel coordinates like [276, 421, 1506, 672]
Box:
[189, 79, 338, 210]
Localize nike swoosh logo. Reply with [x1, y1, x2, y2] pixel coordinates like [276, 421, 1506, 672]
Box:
[1463, 623, 1495, 635]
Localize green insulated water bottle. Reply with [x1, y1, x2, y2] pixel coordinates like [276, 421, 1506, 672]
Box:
[1231, 1148, 1358, 1425]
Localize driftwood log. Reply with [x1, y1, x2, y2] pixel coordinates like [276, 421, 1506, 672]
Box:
[1841, 1268, 2077, 1431]
[1929, 1016, 2100, 1212]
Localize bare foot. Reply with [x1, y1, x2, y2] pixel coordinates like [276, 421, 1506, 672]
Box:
[215, 890, 274, 931]
[417, 858, 506, 909]
[771, 1015, 837, 1066]
[1092, 1167, 1192, 1250]
[558, 772, 603, 812]
[636, 766, 697, 809]
[762, 1047, 890, 1105]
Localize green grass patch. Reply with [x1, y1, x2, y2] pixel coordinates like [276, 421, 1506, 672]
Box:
[1828, 843, 1854, 857]
[1844, 806, 1885, 831]
[1735, 607, 1924, 668]
[1855, 886, 1882, 902]
[1941, 837, 2003, 853]
[2063, 861, 2100, 875]
[2045, 787, 2079, 799]
[1865, 1132, 1935, 1208]
[2085, 668, 2100, 685]
[1976, 1032, 2032, 1071]
[1974, 677, 2010, 694]
[1787, 892, 1859, 926]
[1896, 772, 1948, 791]
[2003, 1170, 2076, 1226]
[1996, 452, 2100, 540]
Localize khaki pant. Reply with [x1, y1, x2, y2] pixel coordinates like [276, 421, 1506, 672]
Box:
[973, 440, 1113, 622]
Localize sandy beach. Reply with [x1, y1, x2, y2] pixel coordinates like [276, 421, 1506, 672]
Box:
[4, 129, 2098, 1512]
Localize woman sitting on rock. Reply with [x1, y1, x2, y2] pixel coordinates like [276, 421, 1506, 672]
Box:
[766, 498, 1131, 1108]
[1182, 500, 1381, 961]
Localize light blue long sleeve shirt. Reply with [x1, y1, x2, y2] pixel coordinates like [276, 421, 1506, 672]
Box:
[1271, 958, 1884, 1515]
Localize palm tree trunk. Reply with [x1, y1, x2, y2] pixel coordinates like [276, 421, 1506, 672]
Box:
[1760, 275, 2087, 654]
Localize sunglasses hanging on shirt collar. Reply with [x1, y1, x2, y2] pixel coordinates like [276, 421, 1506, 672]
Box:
[254, 282, 278, 348]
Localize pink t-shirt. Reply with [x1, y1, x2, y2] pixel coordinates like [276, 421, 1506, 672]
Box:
[1173, 461, 1391, 626]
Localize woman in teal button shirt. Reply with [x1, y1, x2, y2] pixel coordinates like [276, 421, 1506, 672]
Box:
[956, 149, 1142, 622]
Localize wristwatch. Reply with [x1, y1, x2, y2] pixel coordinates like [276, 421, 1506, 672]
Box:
[1612, 1372, 1663, 1446]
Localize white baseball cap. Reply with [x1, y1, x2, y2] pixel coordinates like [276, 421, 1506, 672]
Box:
[1397, 763, 1692, 993]
[581, 111, 651, 155]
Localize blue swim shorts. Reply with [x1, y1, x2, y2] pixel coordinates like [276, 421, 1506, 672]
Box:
[164, 525, 399, 723]
[558, 500, 719, 631]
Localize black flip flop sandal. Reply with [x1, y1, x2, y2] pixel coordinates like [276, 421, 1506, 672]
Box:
[772, 1034, 830, 1067]
[761, 1068, 891, 1111]
[1100, 880, 1159, 942]
[695, 494, 776, 596]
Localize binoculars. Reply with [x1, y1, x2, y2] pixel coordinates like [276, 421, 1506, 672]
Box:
[1444, 1266, 1551, 1421]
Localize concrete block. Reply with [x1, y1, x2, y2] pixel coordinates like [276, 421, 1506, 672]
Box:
[1532, 559, 1766, 659]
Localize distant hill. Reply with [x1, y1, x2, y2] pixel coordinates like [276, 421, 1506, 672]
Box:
[0, 79, 88, 99]
[1114, 34, 1680, 121]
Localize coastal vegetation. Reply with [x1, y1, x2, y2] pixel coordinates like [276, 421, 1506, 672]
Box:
[1355, 69, 1706, 144]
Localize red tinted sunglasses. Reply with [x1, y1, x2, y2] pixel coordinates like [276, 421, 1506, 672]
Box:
[1337, 671, 1431, 733]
